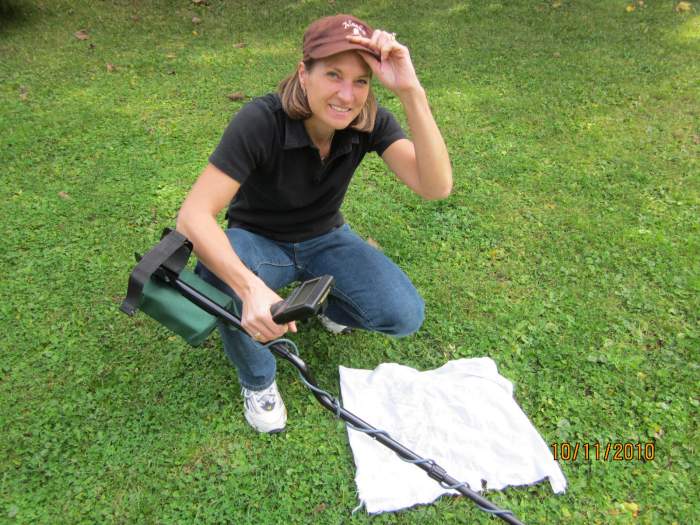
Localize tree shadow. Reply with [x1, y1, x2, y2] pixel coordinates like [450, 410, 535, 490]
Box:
[0, 0, 28, 25]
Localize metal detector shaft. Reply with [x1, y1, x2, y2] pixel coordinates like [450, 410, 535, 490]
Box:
[268, 341, 525, 525]
[170, 275, 525, 525]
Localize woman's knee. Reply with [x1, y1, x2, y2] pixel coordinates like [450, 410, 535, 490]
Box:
[379, 291, 425, 337]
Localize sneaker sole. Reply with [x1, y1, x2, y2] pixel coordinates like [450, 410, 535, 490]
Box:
[244, 407, 288, 434]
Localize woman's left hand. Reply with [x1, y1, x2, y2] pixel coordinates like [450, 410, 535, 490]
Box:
[347, 30, 421, 96]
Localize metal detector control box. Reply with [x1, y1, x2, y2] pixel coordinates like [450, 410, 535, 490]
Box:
[271, 275, 334, 324]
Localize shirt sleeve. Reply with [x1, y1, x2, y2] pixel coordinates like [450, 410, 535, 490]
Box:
[368, 106, 407, 156]
[208, 99, 274, 184]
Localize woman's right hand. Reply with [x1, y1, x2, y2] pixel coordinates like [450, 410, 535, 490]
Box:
[177, 163, 296, 343]
[239, 278, 297, 343]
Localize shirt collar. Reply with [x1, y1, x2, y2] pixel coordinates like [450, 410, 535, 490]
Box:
[283, 115, 360, 157]
[283, 117, 313, 149]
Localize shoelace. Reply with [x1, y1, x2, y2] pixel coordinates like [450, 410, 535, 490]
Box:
[243, 385, 277, 408]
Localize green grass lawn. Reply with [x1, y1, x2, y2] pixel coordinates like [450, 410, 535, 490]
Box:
[1, 1, 698, 523]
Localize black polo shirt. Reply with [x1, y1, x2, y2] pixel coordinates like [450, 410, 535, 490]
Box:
[209, 93, 406, 242]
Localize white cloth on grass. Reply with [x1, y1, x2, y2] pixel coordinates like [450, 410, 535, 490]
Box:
[338, 357, 566, 514]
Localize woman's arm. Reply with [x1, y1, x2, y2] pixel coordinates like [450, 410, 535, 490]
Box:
[349, 31, 452, 200]
[176, 163, 295, 341]
[381, 87, 452, 200]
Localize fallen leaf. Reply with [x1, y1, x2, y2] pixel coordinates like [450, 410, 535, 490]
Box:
[227, 91, 246, 101]
[637, 0, 645, 6]
[233, 42, 247, 48]
[626, 4, 636, 12]
[106, 63, 116, 72]
[622, 502, 639, 517]
[551, 1, 562, 8]
[19, 85, 28, 100]
[367, 237, 382, 250]
[675, 1, 692, 12]
[58, 191, 70, 200]
[192, 16, 202, 24]
[131, 15, 140, 22]
[489, 247, 505, 260]
[192, 0, 206, 4]
[313, 503, 327, 513]
[192, 31, 198, 36]
[692, 134, 699, 144]
[553, 51, 561, 58]
[165, 53, 177, 59]
[74, 29, 89, 40]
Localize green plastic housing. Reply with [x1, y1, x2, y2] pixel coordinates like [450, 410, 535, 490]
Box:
[138, 269, 235, 346]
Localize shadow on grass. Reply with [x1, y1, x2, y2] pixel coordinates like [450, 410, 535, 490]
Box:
[0, 0, 30, 28]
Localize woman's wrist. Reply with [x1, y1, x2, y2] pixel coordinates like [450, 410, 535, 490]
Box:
[223, 261, 261, 303]
[396, 83, 427, 107]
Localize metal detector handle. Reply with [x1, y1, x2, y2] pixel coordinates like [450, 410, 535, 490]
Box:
[270, 275, 334, 324]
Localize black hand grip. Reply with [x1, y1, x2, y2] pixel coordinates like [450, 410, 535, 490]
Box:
[269, 276, 334, 324]
[270, 301, 283, 318]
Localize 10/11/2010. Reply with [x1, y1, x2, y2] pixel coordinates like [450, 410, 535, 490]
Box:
[550, 442, 655, 462]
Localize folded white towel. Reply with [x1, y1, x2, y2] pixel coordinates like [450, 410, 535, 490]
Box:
[338, 357, 566, 514]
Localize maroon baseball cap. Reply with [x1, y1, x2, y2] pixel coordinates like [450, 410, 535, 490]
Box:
[302, 14, 379, 61]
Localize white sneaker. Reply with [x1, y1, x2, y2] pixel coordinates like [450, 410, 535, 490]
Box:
[242, 381, 287, 433]
[318, 313, 352, 335]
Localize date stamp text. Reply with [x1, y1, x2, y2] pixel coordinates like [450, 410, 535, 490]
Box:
[550, 442, 655, 462]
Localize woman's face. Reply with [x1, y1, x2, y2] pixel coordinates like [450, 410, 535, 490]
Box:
[299, 51, 371, 133]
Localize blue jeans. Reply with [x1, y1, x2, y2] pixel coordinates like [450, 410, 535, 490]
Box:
[195, 224, 424, 390]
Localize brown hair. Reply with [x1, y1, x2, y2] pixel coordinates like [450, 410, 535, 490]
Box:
[278, 59, 377, 133]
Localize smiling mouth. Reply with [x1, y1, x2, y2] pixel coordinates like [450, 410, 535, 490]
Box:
[329, 104, 352, 113]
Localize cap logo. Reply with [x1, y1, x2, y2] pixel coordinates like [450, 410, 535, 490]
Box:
[342, 19, 367, 37]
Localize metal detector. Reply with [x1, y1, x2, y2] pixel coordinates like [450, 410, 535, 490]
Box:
[121, 229, 526, 525]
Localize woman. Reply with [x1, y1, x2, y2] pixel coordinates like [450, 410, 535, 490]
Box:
[176, 14, 452, 433]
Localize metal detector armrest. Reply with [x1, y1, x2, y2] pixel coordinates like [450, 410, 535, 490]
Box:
[271, 275, 334, 324]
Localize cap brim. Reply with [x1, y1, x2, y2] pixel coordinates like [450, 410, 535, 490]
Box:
[307, 41, 380, 61]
